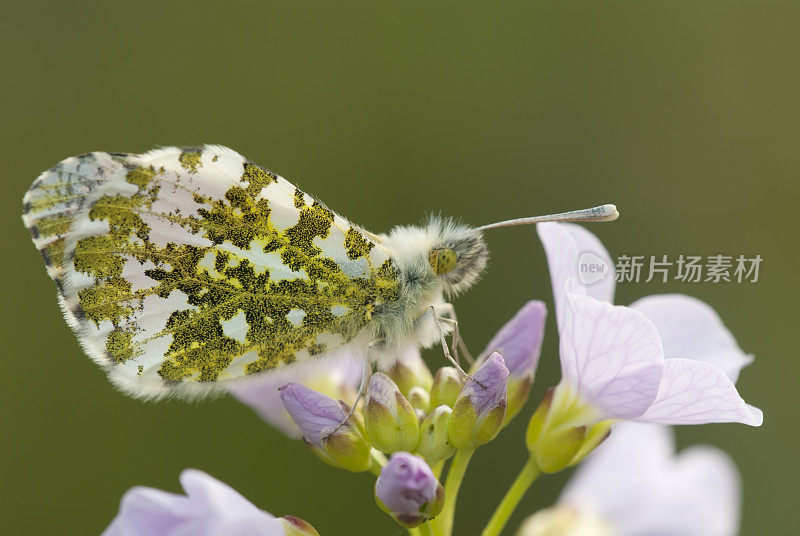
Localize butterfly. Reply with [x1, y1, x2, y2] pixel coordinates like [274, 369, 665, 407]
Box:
[22, 145, 617, 400]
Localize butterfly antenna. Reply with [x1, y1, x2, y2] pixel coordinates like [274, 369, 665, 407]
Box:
[476, 204, 619, 231]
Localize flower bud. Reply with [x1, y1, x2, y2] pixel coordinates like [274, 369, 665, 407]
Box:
[478, 301, 547, 424]
[279, 383, 371, 472]
[365, 373, 420, 453]
[525, 383, 607, 473]
[568, 421, 612, 467]
[416, 405, 455, 465]
[407, 386, 430, 413]
[429, 367, 464, 409]
[279, 516, 321, 536]
[448, 353, 508, 449]
[382, 347, 434, 396]
[375, 452, 444, 528]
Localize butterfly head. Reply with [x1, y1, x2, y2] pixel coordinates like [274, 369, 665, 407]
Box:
[426, 218, 489, 296]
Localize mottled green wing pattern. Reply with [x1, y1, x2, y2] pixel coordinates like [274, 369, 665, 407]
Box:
[22, 145, 399, 399]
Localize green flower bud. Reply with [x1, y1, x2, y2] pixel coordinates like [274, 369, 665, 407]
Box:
[568, 421, 612, 467]
[448, 354, 509, 449]
[525, 388, 554, 451]
[429, 367, 464, 409]
[279, 516, 321, 536]
[525, 383, 608, 473]
[382, 348, 434, 397]
[416, 405, 456, 465]
[505, 375, 534, 425]
[534, 425, 586, 473]
[407, 386, 431, 414]
[365, 373, 420, 453]
[318, 422, 373, 472]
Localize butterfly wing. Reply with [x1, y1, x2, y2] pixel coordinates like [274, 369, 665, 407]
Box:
[23, 145, 399, 399]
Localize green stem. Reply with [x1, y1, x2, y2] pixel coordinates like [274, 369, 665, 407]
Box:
[408, 528, 422, 536]
[431, 448, 474, 536]
[432, 459, 445, 480]
[417, 522, 436, 536]
[480, 457, 540, 536]
[369, 448, 388, 476]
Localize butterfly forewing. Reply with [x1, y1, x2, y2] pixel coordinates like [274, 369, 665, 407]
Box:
[23, 145, 399, 398]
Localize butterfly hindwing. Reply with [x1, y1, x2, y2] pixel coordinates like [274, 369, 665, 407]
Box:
[23, 145, 399, 399]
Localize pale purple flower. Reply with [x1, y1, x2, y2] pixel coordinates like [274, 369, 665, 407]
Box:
[103, 469, 285, 536]
[278, 382, 349, 447]
[230, 354, 362, 439]
[449, 353, 509, 448]
[375, 452, 444, 527]
[278, 382, 372, 472]
[629, 294, 753, 382]
[536, 222, 762, 427]
[459, 353, 509, 416]
[365, 372, 420, 453]
[480, 300, 547, 380]
[519, 423, 740, 536]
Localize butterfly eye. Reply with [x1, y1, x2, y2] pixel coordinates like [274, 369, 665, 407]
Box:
[428, 248, 458, 275]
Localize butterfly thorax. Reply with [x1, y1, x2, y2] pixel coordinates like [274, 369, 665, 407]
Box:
[369, 217, 489, 352]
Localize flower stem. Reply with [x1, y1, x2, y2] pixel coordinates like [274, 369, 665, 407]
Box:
[431, 448, 474, 536]
[369, 448, 388, 476]
[418, 522, 436, 536]
[480, 457, 540, 536]
[408, 528, 421, 536]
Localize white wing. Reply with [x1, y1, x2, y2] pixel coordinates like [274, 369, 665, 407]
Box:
[23, 145, 399, 399]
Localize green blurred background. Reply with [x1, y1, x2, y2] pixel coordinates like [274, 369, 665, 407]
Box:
[1, 1, 796, 534]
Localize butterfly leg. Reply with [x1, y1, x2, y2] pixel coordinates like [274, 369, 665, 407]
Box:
[326, 338, 382, 436]
[429, 306, 486, 389]
[438, 303, 475, 366]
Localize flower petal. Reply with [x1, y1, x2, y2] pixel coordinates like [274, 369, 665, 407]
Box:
[179, 469, 269, 516]
[561, 290, 663, 419]
[103, 470, 282, 536]
[375, 453, 442, 519]
[561, 423, 675, 529]
[537, 222, 615, 331]
[461, 353, 509, 416]
[278, 383, 349, 445]
[638, 359, 763, 426]
[630, 294, 753, 382]
[230, 353, 362, 439]
[481, 300, 547, 378]
[561, 423, 741, 536]
[102, 487, 195, 535]
[638, 445, 742, 536]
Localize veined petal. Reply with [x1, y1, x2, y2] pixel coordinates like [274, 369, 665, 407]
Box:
[537, 222, 615, 331]
[561, 290, 663, 419]
[638, 359, 763, 426]
[630, 294, 753, 382]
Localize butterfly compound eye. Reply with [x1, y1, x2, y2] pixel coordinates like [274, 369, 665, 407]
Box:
[428, 248, 458, 275]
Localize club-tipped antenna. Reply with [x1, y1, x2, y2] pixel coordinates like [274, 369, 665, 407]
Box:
[476, 204, 619, 231]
